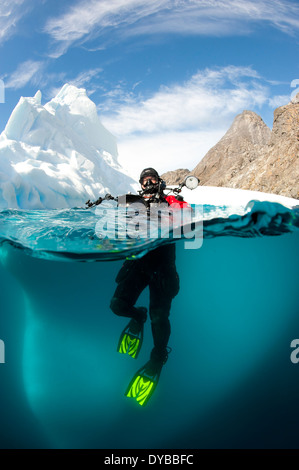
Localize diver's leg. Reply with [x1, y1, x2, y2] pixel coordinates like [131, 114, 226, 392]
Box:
[124, 276, 175, 403]
[149, 267, 180, 363]
[125, 247, 179, 403]
[149, 298, 172, 363]
[110, 297, 147, 323]
[111, 260, 150, 358]
[110, 260, 149, 323]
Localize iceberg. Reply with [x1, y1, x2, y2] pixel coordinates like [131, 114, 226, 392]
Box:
[0, 84, 137, 210]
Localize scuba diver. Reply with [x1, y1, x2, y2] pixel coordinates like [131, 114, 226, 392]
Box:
[110, 168, 190, 406]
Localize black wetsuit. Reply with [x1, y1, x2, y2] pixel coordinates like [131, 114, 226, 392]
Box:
[110, 243, 180, 361]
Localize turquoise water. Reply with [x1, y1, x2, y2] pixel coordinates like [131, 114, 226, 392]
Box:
[0, 200, 299, 448]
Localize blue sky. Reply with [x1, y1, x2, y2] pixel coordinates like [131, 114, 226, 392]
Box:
[0, 0, 298, 177]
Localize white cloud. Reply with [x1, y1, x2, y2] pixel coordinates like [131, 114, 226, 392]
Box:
[43, 0, 299, 56]
[44, 0, 167, 56]
[4, 62, 103, 99]
[5, 60, 45, 90]
[146, 0, 299, 37]
[268, 94, 290, 108]
[101, 66, 268, 136]
[45, 68, 104, 101]
[68, 68, 103, 89]
[99, 66, 270, 175]
[116, 129, 226, 179]
[0, 0, 33, 45]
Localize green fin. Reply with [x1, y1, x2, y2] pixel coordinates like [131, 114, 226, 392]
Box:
[125, 360, 163, 406]
[117, 319, 144, 359]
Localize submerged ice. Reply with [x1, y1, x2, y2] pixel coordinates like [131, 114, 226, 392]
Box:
[0, 174, 298, 450]
[0, 84, 137, 210]
[0, 207, 298, 449]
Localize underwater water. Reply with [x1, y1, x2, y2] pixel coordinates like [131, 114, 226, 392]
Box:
[0, 199, 299, 449]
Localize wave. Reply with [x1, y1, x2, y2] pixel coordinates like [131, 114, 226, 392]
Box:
[0, 200, 298, 262]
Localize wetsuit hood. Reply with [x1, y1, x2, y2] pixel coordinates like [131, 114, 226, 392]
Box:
[139, 168, 160, 184]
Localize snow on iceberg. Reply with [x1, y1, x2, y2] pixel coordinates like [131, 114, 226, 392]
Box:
[0, 84, 137, 210]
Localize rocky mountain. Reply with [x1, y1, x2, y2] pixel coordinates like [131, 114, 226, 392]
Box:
[162, 95, 299, 199]
[162, 168, 190, 185]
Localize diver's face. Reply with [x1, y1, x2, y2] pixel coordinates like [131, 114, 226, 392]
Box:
[141, 176, 158, 189]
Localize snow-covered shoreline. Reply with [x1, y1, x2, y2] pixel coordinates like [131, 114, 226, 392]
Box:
[180, 184, 298, 209]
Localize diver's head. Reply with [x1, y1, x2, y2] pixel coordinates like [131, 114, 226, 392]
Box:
[139, 168, 160, 186]
[139, 168, 161, 198]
